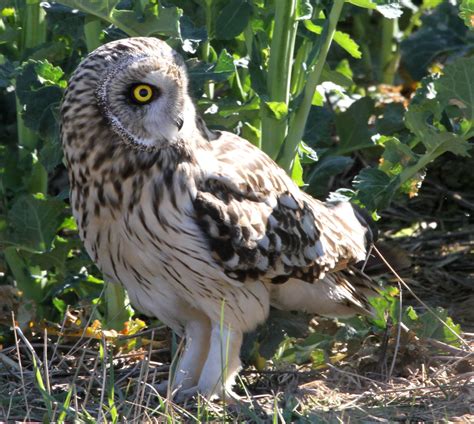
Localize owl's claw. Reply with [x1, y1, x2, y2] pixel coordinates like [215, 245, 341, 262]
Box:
[155, 380, 170, 396]
[173, 385, 199, 403]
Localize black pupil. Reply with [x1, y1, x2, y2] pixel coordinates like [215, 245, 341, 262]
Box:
[139, 88, 149, 98]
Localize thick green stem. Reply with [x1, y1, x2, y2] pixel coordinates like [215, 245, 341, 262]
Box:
[17, 0, 46, 151]
[84, 16, 102, 52]
[380, 18, 399, 84]
[261, 0, 298, 159]
[398, 146, 451, 185]
[22, 0, 46, 50]
[278, 0, 345, 172]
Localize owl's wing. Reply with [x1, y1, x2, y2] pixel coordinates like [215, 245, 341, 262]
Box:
[193, 131, 371, 285]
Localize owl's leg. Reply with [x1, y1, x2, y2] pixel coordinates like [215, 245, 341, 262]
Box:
[170, 318, 211, 393]
[178, 323, 243, 400]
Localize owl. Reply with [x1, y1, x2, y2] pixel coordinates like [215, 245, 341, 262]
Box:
[61, 37, 376, 401]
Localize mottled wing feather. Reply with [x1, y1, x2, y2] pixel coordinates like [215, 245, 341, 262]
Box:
[193, 131, 369, 285]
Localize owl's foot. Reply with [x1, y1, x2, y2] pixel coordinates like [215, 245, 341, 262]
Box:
[155, 380, 171, 396]
[174, 385, 241, 404]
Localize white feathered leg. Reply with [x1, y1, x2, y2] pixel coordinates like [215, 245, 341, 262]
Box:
[178, 323, 243, 400]
[158, 316, 211, 398]
[172, 318, 211, 391]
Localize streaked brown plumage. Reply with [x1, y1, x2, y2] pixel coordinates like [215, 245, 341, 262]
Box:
[61, 37, 376, 400]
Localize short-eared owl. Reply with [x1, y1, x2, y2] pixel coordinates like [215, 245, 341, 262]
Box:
[61, 37, 376, 400]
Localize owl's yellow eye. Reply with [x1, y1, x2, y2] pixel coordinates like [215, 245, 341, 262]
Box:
[131, 84, 154, 103]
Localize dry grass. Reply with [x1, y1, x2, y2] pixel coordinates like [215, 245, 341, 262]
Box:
[0, 305, 472, 422]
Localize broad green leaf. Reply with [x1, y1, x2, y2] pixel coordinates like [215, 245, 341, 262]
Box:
[380, 137, 417, 172]
[303, 105, 335, 148]
[307, 156, 354, 198]
[435, 56, 474, 121]
[214, 49, 235, 76]
[376, 103, 406, 135]
[264, 101, 288, 120]
[353, 168, 398, 211]
[429, 132, 471, 157]
[334, 97, 375, 154]
[6, 194, 65, 252]
[404, 100, 442, 145]
[187, 50, 234, 90]
[401, 3, 468, 80]
[215, 0, 253, 40]
[56, 0, 181, 37]
[15, 60, 64, 139]
[112, 6, 181, 38]
[0, 57, 14, 88]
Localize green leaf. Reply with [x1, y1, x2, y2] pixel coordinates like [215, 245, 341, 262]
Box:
[375, 3, 403, 19]
[333, 31, 361, 59]
[353, 168, 398, 211]
[291, 154, 304, 187]
[264, 101, 288, 120]
[346, 0, 377, 9]
[296, 0, 313, 20]
[401, 3, 468, 80]
[436, 56, 474, 121]
[335, 97, 375, 154]
[307, 156, 354, 198]
[303, 22, 361, 59]
[215, 0, 253, 40]
[6, 194, 65, 252]
[321, 67, 353, 87]
[187, 50, 235, 90]
[459, 0, 474, 29]
[56, 0, 181, 37]
[429, 132, 471, 157]
[15, 60, 64, 138]
[376, 103, 406, 135]
[380, 137, 417, 172]
[349, 0, 403, 19]
[311, 89, 324, 106]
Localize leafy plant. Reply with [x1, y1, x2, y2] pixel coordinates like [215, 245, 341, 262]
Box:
[0, 0, 471, 354]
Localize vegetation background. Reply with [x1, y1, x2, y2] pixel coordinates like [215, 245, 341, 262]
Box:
[0, 0, 473, 422]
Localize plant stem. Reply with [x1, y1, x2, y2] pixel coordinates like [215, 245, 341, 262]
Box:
[261, 0, 298, 159]
[278, 0, 345, 172]
[353, 13, 373, 80]
[17, 0, 46, 151]
[380, 18, 398, 84]
[22, 0, 46, 51]
[84, 16, 102, 52]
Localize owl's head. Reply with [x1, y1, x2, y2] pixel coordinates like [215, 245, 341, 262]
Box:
[64, 37, 195, 151]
